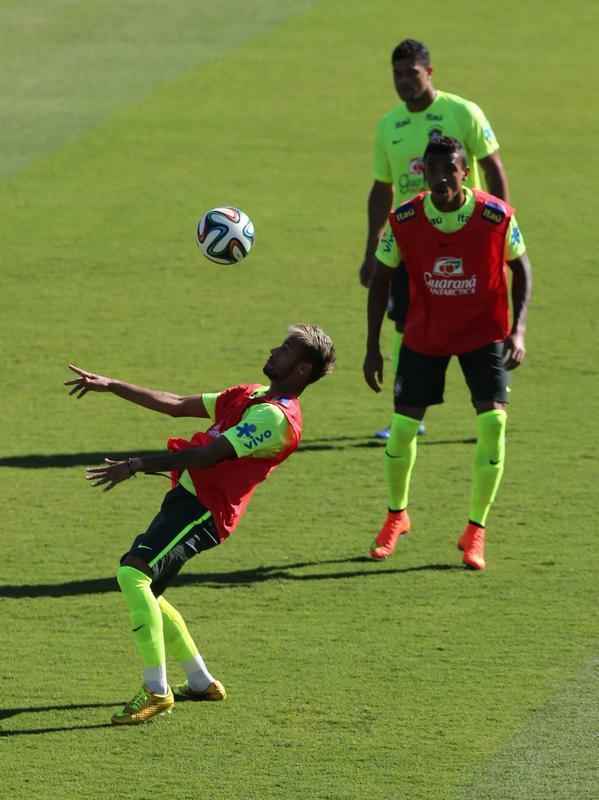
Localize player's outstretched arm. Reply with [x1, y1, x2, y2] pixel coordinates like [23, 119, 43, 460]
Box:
[359, 181, 394, 287]
[504, 254, 533, 370]
[364, 260, 393, 392]
[65, 364, 209, 417]
[86, 436, 236, 492]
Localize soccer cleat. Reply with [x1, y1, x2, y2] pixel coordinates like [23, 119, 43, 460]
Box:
[458, 523, 486, 570]
[373, 423, 426, 440]
[111, 685, 174, 725]
[369, 510, 411, 560]
[173, 679, 227, 702]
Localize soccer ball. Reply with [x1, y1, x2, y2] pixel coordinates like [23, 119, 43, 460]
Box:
[196, 206, 255, 265]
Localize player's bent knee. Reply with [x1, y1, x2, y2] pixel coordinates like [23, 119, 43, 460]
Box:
[118, 555, 153, 580]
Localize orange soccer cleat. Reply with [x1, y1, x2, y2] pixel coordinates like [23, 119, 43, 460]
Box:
[369, 510, 411, 560]
[458, 523, 486, 570]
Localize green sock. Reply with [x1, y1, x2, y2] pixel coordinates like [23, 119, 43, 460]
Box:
[116, 566, 165, 668]
[158, 595, 199, 662]
[384, 413, 421, 510]
[470, 409, 507, 526]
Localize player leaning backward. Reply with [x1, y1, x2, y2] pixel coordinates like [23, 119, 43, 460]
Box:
[363, 136, 532, 569]
[66, 324, 335, 725]
[358, 38, 510, 439]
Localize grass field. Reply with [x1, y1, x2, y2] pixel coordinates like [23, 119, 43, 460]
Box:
[1, 1, 598, 798]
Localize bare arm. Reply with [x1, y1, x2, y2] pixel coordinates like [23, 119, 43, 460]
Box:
[359, 181, 394, 287]
[86, 435, 237, 492]
[504, 253, 533, 370]
[65, 364, 209, 418]
[363, 260, 394, 391]
[479, 152, 510, 202]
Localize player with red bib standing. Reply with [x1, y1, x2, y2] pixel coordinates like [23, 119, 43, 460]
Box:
[363, 137, 532, 570]
[66, 324, 335, 725]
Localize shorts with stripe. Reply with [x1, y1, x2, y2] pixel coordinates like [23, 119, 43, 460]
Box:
[121, 484, 220, 596]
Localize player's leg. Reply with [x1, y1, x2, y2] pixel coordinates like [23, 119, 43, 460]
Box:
[112, 485, 220, 724]
[142, 494, 225, 701]
[374, 329, 403, 440]
[113, 557, 173, 725]
[159, 596, 226, 702]
[370, 345, 448, 560]
[148, 508, 226, 702]
[374, 264, 425, 439]
[458, 343, 509, 570]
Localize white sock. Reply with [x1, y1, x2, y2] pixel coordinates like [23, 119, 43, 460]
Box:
[144, 664, 168, 695]
[182, 654, 214, 692]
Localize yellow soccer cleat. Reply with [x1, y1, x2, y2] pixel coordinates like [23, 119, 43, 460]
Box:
[111, 685, 174, 725]
[173, 679, 227, 702]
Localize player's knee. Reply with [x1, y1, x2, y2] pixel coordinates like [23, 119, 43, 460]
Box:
[158, 595, 184, 626]
[387, 412, 422, 451]
[117, 556, 153, 588]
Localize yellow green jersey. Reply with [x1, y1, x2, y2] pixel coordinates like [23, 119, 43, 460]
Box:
[178, 387, 293, 495]
[373, 90, 499, 200]
[376, 188, 526, 267]
[201, 386, 291, 458]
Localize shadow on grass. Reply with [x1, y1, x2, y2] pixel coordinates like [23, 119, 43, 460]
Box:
[0, 435, 476, 468]
[0, 723, 115, 736]
[0, 557, 463, 599]
[0, 701, 123, 736]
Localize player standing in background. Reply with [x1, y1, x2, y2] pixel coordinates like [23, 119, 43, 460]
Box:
[65, 324, 335, 725]
[363, 137, 532, 569]
[358, 38, 510, 439]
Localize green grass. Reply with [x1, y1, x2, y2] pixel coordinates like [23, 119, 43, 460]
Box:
[1, 1, 599, 798]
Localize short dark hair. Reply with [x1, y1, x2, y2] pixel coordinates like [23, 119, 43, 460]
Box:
[391, 39, 431, 67]
[423, 136, 468, 168]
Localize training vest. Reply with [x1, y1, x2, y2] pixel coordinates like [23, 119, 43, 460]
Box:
[389, 190, 513, 356]
[167, 384, 303, 540]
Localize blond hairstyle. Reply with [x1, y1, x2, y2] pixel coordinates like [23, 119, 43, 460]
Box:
[288, 324, 336, 384]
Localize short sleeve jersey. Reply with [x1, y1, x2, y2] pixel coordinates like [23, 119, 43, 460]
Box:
[373, 90, 499, 200]
[376, 188, 526, 267]
[202, 386, 293, 458]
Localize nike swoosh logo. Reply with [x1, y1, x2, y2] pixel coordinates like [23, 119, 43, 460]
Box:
[132, 625, 144, 632]
[489, 459, 500, 465]
[137, 545, 152, 551]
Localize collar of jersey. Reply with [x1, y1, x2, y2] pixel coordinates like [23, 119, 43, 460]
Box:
[250, 385, 270, 399]
[423, 187, 475, 224]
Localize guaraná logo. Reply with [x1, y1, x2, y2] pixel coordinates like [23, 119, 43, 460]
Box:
[432, 257, 464, 276]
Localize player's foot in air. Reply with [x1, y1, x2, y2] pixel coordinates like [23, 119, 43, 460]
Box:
[111, 685, 174, 725]
[458, 523, 486, 570]
[369, 510, 411, 560]
[173, 679, 227, 701]
[374, 422, 426, 440]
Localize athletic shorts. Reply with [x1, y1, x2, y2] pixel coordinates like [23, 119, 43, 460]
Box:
[394, 341, 509, 409]
[387, 263, 409, 331]
[121, 484, 220, 596]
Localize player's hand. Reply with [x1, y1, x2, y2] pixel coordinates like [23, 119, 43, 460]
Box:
[503, 332, 526, 370]
[85, 458, 135, 491]
[65, 364, 112, 397]
[363, 348, 384, 392]
[359, 256, 376, 288]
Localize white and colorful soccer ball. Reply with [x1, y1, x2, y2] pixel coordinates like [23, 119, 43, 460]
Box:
[196, 206, 255, 265]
